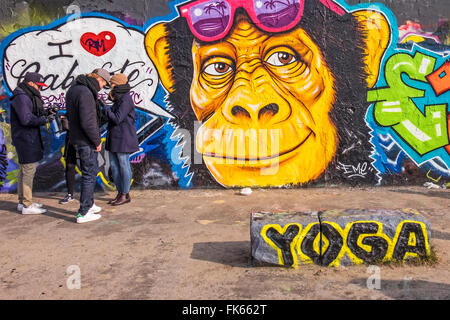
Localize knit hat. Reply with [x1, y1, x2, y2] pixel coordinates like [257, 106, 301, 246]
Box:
[110, 73, 128, 86]
[92, 68, 111, 85]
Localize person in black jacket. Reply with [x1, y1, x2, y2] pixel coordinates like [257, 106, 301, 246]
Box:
[10, 72, 56, 215]
[66, 68, 110, 223]
[104, 74, 139, 206]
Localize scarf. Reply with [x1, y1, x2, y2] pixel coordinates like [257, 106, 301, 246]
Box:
[109, 83, 131, 103]
[75, 74, 100, 98]
[75, 75, 107, 127]
[18, 82, 44, 117]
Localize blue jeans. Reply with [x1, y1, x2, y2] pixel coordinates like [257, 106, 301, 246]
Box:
[75, 145, 98, 215]
[109, 152, 132, 194]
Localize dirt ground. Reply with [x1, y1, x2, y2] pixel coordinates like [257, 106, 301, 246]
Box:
[0, 186, 449, 300]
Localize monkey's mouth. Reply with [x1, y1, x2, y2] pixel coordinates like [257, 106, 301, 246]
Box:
[202, 130, 314, 162]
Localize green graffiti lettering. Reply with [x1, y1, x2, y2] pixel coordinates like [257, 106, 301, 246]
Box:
[368, 52, 449, 155]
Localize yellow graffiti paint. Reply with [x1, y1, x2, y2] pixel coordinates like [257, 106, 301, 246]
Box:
[5, 169, 19, 185]
[426, 170, 441, 183]
[190, 17, 338, 187]
[312, 232, 330, 256]
[261, 219, 429, 267]
[145, 7, 391, 187]
[97, 171, 116, 190]
[260, 223, 302, 268]
[321, 221, 346, 268]
[408, 232, 417, 246]
[400, 35, 426, 44]
[386, 220, 430, 261]
[296, 222, 319, 266]
[343, 220, 393, 265]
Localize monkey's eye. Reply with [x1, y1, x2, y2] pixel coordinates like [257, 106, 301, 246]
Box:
[266, 52, 297, 66]
[203, 62, 232, 76]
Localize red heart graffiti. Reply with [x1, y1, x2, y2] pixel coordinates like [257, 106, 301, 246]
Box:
[80, 31, 116, 56]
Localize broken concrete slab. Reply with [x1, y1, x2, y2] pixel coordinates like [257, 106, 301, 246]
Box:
[250, 209, 432, 268]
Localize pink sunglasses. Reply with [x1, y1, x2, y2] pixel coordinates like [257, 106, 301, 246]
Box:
[179, 0, 345, 42]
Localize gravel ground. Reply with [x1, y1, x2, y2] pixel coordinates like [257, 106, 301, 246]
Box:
[0, 186, 449, 300]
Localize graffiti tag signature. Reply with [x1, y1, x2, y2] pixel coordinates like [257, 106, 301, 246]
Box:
[337, 161, 373, 179]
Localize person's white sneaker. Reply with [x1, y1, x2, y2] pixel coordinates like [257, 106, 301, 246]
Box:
[17, 202, 43, 212]
[21, 205, 47, 215]
[76, 211, 101, 223]
[90, 203, 102, 214]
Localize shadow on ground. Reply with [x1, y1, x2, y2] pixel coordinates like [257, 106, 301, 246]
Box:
[350, 278, 450, 299]
[190, 241, 252, 268]
[33, 193, 112, 202]
[389, 189, 450, 200]
[431, 229, 450, 241]
[0, 200, 76, 223]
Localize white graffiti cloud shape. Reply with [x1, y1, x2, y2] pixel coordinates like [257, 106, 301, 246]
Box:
[2, 15, 172, 118]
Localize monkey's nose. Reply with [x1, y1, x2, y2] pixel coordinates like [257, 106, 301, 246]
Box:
[231, 104, 280, 120]
[258, 103, 279, 119]
[231, 106, 251, 118]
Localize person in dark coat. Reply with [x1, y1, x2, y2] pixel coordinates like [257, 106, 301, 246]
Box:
[104, 73, 139, 206]
[66, 68, 110, 223]
[9, 72, 55, 214]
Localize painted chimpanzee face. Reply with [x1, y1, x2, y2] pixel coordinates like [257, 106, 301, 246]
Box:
[145, 4, 390, 187]
[191, 13, 338, 186]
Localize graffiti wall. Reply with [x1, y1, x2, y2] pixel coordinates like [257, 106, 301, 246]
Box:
[0, 0, 449, 191]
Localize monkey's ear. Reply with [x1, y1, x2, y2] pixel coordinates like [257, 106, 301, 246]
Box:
[353, 10, 391, 88]
[145, 23, 175, 93]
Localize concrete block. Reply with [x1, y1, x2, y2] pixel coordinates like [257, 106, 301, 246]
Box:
[250, 211, 320, 267]
[251, 209, 432, 268]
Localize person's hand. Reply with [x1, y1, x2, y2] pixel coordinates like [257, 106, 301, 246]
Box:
[46, 114, 56, 123]
[95, 143, 102, 152]
[50, 106, 59, 114]
[46, 106, 58, 117]
[60, 116, 69, 131]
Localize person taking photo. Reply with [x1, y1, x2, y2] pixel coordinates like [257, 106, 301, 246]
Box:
[10, 72, 55, 215]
